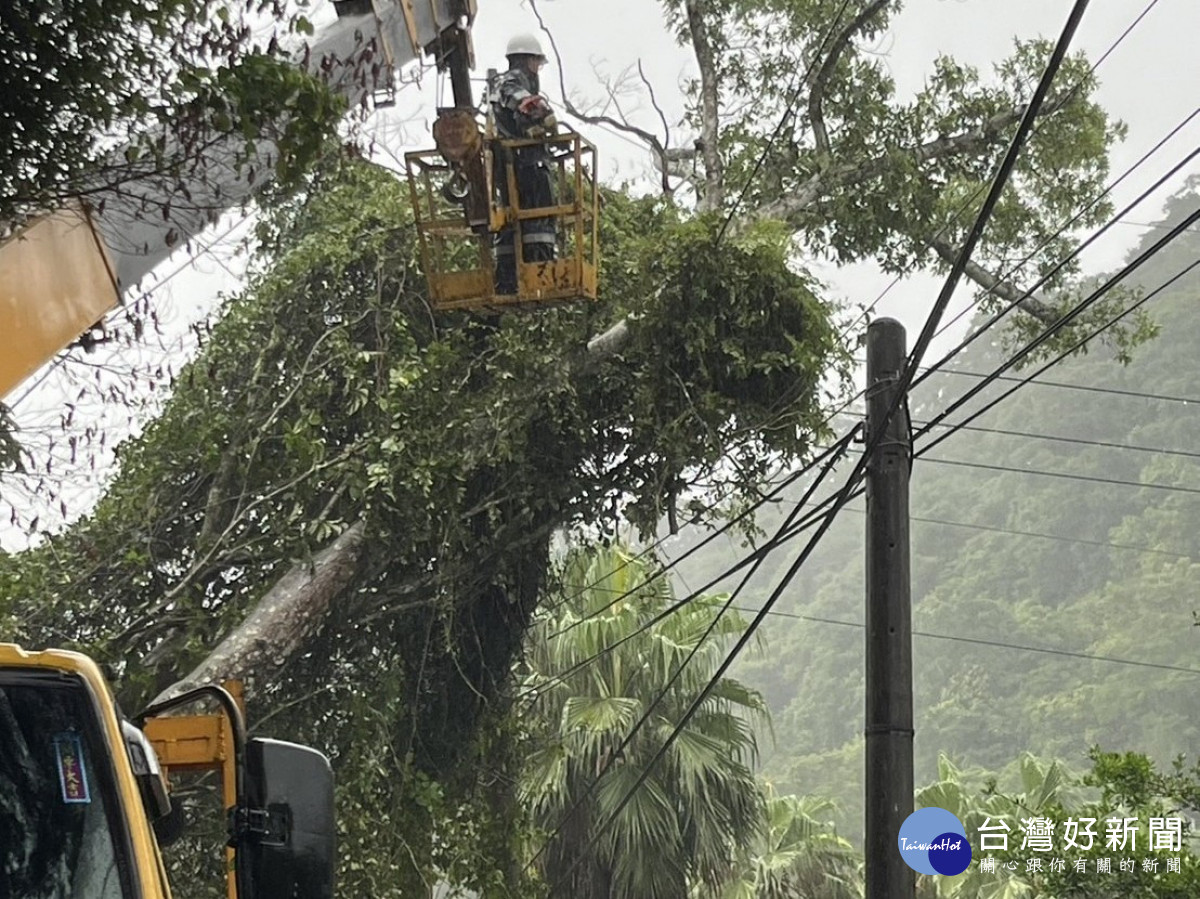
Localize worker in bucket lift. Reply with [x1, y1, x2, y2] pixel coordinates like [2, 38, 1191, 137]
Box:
[492, 34, 558, 295]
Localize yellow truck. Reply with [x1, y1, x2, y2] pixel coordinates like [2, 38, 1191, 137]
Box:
[0, 643, 335, 898]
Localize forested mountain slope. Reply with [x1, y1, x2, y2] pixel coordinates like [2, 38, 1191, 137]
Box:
[664, 186, 1200, 840]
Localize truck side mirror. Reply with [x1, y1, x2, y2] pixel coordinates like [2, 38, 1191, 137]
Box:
[122, 720, 177, 844]
[237, 738, 335, 899]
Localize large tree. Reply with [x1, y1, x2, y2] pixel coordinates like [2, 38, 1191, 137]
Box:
[0, 155, 843, 893]
[0, 0, 1148, 890]
[561, 0, 1143, 356]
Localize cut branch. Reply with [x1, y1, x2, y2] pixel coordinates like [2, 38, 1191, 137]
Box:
[152, 521, 366, 703]
[931, 239, 1058, 324]
[750, 96, 1072, 227]
[808, 0, 891, 155]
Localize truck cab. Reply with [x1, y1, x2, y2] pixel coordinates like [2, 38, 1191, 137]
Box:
[0, 643, 335, 898]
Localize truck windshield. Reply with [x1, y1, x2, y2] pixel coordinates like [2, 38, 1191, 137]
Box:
[0, 673, 133, 899]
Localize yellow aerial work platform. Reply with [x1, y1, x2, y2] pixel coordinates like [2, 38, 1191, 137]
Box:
[405, 115, 599, 314]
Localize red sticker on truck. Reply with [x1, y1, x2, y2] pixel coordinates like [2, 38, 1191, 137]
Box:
[54, 732, 91, 803]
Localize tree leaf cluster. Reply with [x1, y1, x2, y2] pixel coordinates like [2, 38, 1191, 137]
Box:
[0, 0, 341, 228]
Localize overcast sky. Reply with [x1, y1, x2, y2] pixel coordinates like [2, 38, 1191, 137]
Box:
[5, 0, 1198, 549]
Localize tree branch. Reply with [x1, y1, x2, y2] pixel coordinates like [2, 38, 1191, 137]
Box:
[196, 444, 240, 549]
[750, 97, 1071, 227]
[152, 521, 367, 703]
[808, 0, 891, 155]
[530, 0, 673, 192]
[931, 238, 1058, 324]
[684, 0, 724, 211]
[638, 59, 676, 196]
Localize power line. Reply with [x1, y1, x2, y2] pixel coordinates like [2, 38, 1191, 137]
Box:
[543, 465, 863, 893]
[894, 0, 1093, 471]
[927, 106, 1200, 349]
[1113, 218, 1200, 232]
[747, 3, 1190, 630]
[844, 0, 1170, 340]
[908, 509, 1189, 560]
[779, 499, 1193, 560]
[523, 435, 854, 873]
[849, 0, 1156, 343]
[963, 0, 1171, 310]
[767, 243, 1200, 568]
[543, 387, 868, 633]
[519, 433, 860, 704]
[822, 414, 1200, 469]
[913, 201, 1200, 445]
[915, 138, 1200, 391]
[752, 16, 1176, 560]
[536, 2, 1162, 881]
[916, 366, 1200, 408]
[1087, 0, 1164, 73]
[731, 607, 1200, 678]
[530, 1, 1177, 644]
[534, 5, 1194, 878]
[915, 235, 1200, 457]
[912, 420, 1200, 462]
[920, 455, 1200, 497]
[495, 180, 1200, 641]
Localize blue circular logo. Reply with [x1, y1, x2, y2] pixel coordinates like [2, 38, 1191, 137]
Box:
[898, 807, 972, 876]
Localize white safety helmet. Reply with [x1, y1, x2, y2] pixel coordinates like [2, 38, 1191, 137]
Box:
[506, 33, 546, 60]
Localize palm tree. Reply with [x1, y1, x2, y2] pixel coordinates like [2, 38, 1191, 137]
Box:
[519, 544, 766, 898]
[914, 754, 1084, 899]
[702, 789, 864, 899]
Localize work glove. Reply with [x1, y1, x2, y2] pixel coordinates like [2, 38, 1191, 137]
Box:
[518, 95, 553, 120]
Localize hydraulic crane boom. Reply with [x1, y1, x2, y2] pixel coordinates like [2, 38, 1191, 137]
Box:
[0, 0, 476, 400]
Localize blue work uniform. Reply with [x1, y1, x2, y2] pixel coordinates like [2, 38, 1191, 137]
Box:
[492, 65, 557, 294]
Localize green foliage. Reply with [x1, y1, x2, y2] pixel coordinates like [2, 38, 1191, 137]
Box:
[602, 200, 849, 530]
[915, 750, 1200, 898]
[0, 0, 340, 225]
[658, 0, 1146, 360]
[520, 545, 766, 898]
[718, 184, 1200, 846]
[706, 789, 863, 899]
[0, 149, 844, 893]
[0, 1, 1170, 890]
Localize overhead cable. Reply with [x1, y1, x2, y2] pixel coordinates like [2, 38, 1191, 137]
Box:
[916, 139, 1200, 390]
[519, 432, 859, 703]
[915, 222, 1200, 456]
[732, 607, 1200, 677]
[522, 433, 855, 871]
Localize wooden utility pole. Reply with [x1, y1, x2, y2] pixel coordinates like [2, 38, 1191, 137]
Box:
[864, 318, 914, 899]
